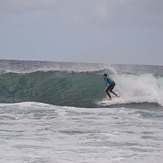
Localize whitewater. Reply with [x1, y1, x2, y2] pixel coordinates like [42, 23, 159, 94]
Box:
[0, 60, 163, 163]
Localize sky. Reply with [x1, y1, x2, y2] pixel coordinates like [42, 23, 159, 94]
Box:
[0, 0, 163, 65]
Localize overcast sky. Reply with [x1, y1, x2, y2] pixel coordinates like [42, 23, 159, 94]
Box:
[0, 0, 163, 65]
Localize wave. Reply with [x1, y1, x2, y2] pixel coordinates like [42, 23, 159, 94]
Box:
[0, 67, 163, 108]
[0, 71, 104, 107]
[0, 60, 163, 108]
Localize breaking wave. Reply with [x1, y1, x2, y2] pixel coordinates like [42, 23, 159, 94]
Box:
[0, 67, 163, 108]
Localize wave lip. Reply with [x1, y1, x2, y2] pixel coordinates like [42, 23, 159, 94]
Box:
[0, 59, 109, 74]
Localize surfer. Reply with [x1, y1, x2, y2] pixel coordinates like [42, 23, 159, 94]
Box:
[103, 73, 119, 100]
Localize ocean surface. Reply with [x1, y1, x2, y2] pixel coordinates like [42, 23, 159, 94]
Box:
[0, 59, 163, 163]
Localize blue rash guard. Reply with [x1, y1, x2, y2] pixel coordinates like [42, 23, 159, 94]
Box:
[104, 77, 114, 87]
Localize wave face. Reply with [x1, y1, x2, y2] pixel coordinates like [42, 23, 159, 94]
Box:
[0, 60, 163, 108]
[0, 71, 105, 107]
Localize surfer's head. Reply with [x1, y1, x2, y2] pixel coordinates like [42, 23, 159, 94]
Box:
[103, 73, 107, 77]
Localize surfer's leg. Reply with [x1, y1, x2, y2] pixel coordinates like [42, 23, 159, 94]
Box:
[110, 83, 118, 97]
[110, 90, 118, 97]
[105, 87, 112, 99]
[106, 91, 112, 99]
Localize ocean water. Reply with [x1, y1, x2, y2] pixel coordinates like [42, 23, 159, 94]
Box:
[0, 60, 163, 163]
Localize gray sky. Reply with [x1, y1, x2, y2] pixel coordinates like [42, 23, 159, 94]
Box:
[0, 0, 163, 65]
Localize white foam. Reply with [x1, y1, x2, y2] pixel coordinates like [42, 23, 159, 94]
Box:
[0, 102, 163, 162]
[100, 73, 163, 106]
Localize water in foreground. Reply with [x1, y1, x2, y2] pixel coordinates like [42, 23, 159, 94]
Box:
[0, 102, 163, 163]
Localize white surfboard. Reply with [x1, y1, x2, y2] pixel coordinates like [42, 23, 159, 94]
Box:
[100, 96, 122, 106]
